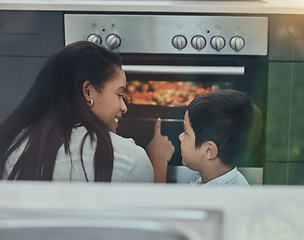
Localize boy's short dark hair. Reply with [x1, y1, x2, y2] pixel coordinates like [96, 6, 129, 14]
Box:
[188, 89, 263, 167]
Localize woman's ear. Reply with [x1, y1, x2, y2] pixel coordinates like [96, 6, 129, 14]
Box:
[205, 141, 218, 160]
[82, 80, 92, 102]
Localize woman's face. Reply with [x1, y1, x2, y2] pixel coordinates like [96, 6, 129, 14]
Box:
[89, 68, 127, 133]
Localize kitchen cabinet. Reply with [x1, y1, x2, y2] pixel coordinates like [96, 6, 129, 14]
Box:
[265, 15, 304, 185]
[266, 62, 291, 163]
[264, 162, 304, 185]
[0, 57, 45, 120]
[0, 11, 64, 122]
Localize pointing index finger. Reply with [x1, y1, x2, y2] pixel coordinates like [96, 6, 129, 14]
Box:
[154, 118, 162, 137]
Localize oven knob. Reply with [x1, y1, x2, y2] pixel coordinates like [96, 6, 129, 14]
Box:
[230, 36, 245, 52]
[106, 34, 121, 49]
[191, 35, 206, 50]
[172, 35, 187, 50]
[211, 36, 225, 51]
[87, 34, 102, 45]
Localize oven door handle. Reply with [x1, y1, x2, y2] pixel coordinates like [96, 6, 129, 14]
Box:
[122, 65, 245, 75]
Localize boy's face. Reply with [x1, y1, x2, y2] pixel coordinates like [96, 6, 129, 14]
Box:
[179, 111, 205, 171]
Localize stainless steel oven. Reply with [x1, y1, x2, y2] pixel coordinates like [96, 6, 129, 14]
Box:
[65, 14, 268, 182]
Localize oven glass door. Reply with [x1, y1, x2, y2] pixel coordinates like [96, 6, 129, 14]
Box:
[117, 54, 268, 167]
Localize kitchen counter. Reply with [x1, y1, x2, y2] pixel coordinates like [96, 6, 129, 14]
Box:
[0, 0, 304, 15]
[0, 182, 303, 240]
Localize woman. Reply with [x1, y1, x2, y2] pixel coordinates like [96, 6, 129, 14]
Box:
[0, 41, 174, 182]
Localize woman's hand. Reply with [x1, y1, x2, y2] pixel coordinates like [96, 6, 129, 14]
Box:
[145, 118, 175, 183]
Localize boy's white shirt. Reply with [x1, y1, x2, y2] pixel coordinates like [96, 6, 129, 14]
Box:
[190, 167, 250, 188]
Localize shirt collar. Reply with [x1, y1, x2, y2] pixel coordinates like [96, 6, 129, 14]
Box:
[196, 167, 237, 187]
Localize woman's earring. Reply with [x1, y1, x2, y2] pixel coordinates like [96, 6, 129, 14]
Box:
[89, 99, 94, 107]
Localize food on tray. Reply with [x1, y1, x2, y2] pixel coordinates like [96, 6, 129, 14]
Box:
[124, 80, 220, 107]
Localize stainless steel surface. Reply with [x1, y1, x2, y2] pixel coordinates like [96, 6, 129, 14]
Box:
[106, 34, 121, 49]
[0, 219, 189, 240]
[65, 14, 268, 55]
[211, 36, 226, 51]
[87, 33, 101, 44]
[230, 36, 245, 52]
[191, 35, 206, 50]
[122, 65, 245, 75]
[0, 209, 208, 220]
[0, 208, 224, 240]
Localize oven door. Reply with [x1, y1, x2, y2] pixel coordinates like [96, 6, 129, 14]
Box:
[117, 54, 268, 171]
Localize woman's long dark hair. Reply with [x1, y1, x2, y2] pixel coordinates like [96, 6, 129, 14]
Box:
[0, 41, 122, 181]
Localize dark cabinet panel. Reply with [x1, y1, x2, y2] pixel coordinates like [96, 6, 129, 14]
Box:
[266, 62, 291, 162]
[265, 61, 304, 184]
[266, 15, 304, 185]
[265, 162, 304, 185]
[0, 57, 47, 122]
[289, 63, 304, 162]
[0, 11, 64, 122]
[266, 62, 304, 162]
[264, 162, 288, 185]
[0, 11, 64, 56]
[269, 15, 304, 61]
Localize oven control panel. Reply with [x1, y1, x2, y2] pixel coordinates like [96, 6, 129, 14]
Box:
[65, 14, 268, 56]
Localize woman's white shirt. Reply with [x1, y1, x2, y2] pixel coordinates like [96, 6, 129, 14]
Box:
[4, 126, 154, 182]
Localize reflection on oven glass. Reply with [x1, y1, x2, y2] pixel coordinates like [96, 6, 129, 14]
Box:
[124, 81, 223, 107]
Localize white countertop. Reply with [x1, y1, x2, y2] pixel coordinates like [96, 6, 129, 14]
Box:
[0, 0, 304, 15]
[0, 182, 304, 240]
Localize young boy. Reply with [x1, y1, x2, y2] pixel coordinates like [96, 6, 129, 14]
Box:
[179, 89, 263, 187]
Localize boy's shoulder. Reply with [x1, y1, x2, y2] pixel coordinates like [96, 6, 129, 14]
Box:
[193, 168, 250, 188]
